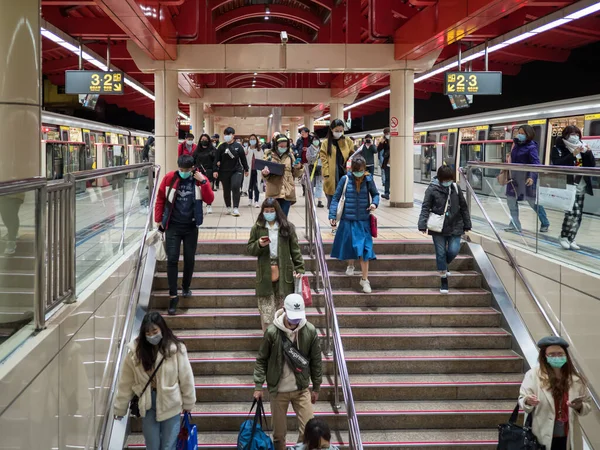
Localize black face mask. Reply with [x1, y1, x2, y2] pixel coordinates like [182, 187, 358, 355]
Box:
[365, 139, 372, 144]
[201, 141, 209, 147]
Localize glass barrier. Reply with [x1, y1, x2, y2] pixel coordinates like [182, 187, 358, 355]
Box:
[75, 168, 151, 294]
[464, 164, 600, 275]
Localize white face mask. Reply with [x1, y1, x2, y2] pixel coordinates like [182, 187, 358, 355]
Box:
[186, 140, 193, 146]
[567, 135, 580, 145]
[224, 135, 233, 143]
[332, 131, 343, 139]
[384, 134, 390, 140]
[250, 139, 257, 146]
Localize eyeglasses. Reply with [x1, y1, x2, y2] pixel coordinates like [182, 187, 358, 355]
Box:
[547, 352, 566, 358]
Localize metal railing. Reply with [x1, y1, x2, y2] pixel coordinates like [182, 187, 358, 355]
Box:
[302, 167, 363, 450]
[461, 163, 600, 411]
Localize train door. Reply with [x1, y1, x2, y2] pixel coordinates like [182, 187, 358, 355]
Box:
[547, 115, 585, 159]
[45, 142, 64, 180]
[582, 114, 600, 213]
[413, 132, 426, 182]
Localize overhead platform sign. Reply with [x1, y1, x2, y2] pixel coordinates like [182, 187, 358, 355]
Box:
[444, 72, 502, 95]
[66, 70, 124, 95]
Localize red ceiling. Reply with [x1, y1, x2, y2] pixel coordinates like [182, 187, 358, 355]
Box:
[41, 0, 600, 123]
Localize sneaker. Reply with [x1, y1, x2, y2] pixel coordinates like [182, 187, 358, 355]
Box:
[559, 238, 571, 250]
[382, 194, 390, 200]
[4, 241, 16, 256]
[440, 277, 449, 294]
[360, 279, 372, 294]
[504, 226, 519, 233]
[446, 271, 451, 278]
[317, 201, 324, 208]
[570, 241, 581, 251]
[540, 225, 549, 233]
[207, 205, 213, 214]
[241, 192, 248, 197]
[331, 227, 336, 235]
[226, 207, 232, 215]
[168, 297, 179, 315]
[182, 289, 193, 298]
[254, 202, 260, 208]
[232, 208, 241, 217]
[345, 266, 355, 276]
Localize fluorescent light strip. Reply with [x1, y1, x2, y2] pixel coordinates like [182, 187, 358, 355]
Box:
[566, 2, 600, 19]
[178, 111, 190, 120]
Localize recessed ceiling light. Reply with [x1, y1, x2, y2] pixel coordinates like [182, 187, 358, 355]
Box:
[264, 16, 269, 20]
[248, 104, 252, 107]
[265, 6, 270, 14]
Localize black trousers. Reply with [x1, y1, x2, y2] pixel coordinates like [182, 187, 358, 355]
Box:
[165, 223, 198, 297]
[248, 170, 260, 201]
[221, 171, 243, 208]
[551, 437, 567, 450]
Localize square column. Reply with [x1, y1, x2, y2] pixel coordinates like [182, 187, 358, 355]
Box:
[206, 115, 214, 136]
[329, 103, 344, 123]
[389, 69, 415, 208]
[304, 114, 315, 132]
[154, 69, 179, 176]
[0, 0, 41, 181]
[190, 102, 204, 137]
[290, 120, 299, 142]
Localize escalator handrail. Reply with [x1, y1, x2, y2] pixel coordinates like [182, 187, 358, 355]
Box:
[459, 166, 600, 411]
[96, 164, 161, 450]
[466, 161, 600, 178]
[72, 162, 153, 181]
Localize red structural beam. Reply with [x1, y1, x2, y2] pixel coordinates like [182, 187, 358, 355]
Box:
[41, 12, 129, 39]
[331, 73, 389, 98]
[209, 0, 333, 10]
[497, 43, 570, 62]
[214, 5, 323, 32]
[217, 23, 313, 44]
[394, 0, 530, 60]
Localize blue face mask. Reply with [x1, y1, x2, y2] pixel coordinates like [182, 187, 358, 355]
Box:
[516, 133, 526, 143]
[353, 171, 365, 178]
[263, 212, 276, 222]
[441, 180, 453, 187]
[277, 146, 287, 154]
[179, 171, 192, 179]
[547, 355, 567, 368]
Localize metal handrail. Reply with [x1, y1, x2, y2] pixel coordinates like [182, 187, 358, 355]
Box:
[96, 164, 161, 450]
[73, 162, 152, 181]
[459, 166, 600, 411]
[0, 177, 46, 194]
[302, 166, 363, 450]
[466, 161, 600, 178]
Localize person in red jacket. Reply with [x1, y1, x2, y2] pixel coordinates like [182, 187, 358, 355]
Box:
[155, 155, 214, 315]
[178, 133, 197, 157]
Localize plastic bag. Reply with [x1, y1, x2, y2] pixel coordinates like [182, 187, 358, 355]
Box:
[294, 275, 312, 307]
[176, 412, 198, 450]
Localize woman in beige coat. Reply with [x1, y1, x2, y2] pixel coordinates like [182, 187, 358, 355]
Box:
[319, 118, 354, 209]
[518, 336, 591, 450]
[114, 312, 196, 450]
[261, 135, 303, 217]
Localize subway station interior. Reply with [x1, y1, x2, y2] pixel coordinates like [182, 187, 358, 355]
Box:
[1, 0, 600, 449]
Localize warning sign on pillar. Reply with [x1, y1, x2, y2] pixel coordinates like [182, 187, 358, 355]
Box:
[390, 116, 399, 136]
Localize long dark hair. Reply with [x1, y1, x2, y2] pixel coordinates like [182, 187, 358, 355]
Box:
[562, 125, 582, 140]
[303, 418, 332, 449]
[249, 133, 259, 148]
[326, 118, 345, 157]
[257, 197, 293, 238]
[537, 344, 583, 403]
[197, 133, 213, 150]
[136, 312, 182, 371]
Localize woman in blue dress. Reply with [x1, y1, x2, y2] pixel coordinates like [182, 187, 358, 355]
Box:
[329, 155, 379, 293]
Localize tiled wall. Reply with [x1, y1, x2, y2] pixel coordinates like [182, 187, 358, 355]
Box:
[0, 246, 141, 450]
[471, 234, 600, 449]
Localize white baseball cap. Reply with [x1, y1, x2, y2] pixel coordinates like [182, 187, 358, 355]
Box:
[284, 293, 306, 321]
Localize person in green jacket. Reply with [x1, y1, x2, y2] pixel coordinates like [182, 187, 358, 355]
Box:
[253, 294, 323, 450]
[247, 197, 305, 330]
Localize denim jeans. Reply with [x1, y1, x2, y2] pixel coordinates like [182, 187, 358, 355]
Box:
[142, 391, 181, 450]
[277, 198, 291, 216]
[432, 234, 462, 272]
[384, 166, 391, 196]
[165, 223, 199, 296]
[506, 195, 550, 230]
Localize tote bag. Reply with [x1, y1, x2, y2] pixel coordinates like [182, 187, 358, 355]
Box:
[426, 184, 456, 233]
[497, 404, 545, 450]
[538, 184, 577, 212]
[237, 399, 275, 450]
[335, 176, 350, 222]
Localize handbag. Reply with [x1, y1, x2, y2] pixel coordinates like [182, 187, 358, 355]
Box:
[129, 356, 164, 418]
[280, 331, 310, 375]
[335, 176, 350, 222]
[155, 231, 167, 262]
[538, 184, 577, 211]
[294, 275, 312, 307]
[237, 398, 275, 450]
[426, 183, 455, 233]
[497, 153, 512, 186]
[177, 412, 198, 450]
[370, 213, 378, 238]
[497, 403, 545, 450]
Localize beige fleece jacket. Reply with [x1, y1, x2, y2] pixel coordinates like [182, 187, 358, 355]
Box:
[273, 309, 307, 393]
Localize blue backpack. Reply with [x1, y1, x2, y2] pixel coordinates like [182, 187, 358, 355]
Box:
[237, 398, 275, 450]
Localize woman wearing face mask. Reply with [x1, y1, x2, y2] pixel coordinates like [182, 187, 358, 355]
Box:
[329, 155, 379, 294]
[504, 125, 550, 233]
[418, 165, 471, 294]
[307, 134, 325, 208]
[519, 336, 591, 450]
[247, 198, 305, 330]
[114, 312, 196, 450]
[292, 418, 340, 450]
[213, 127, 250, 217]
[262, 135, 304, 217]
[242, 139, 251, 197]
[193, 133, 216, 214]
[247, 134, 264, 207]
[320, 119, 355, 209]
[551, 125, 596, 250]
[178, 133, 197, 157]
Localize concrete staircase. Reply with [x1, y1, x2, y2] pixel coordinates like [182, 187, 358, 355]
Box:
[126, 239, 524, 449]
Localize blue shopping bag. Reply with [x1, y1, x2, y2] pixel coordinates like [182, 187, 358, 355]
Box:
[237, 398, 274, 450]
[176, 412, 198, 450]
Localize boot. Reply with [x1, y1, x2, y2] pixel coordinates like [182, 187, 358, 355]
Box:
[168, 297, 179, 315]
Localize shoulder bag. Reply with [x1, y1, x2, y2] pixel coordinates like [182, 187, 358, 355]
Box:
[497, 403, 545, 450]
[426, 184, 456, 233]
[280, 331, 309, 375]
[335, 176, 350, 222]
[129, 356, 165, 417]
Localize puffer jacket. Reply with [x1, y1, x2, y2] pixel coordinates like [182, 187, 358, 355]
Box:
[506, 139, 542, 200]
[328, 173, 379, 222]
[418, 178, 471, 236]
[263, 149, 303, 203]
[254, 310, 322, 395]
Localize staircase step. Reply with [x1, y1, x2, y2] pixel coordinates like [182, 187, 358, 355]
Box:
[188, 349, 523, 376]
[152, 271, 482, 290]
[175, 327, 512, 352]
[0, 271, 35, 289]
[162, 307, 502, 329]
[0, 255, 35, 271]
[191, 373, 522, 402]
[156, 254, 474, 272]
[151, 288, 492, 309]
[127, 428, 500, 449]
[129, 400, 520, 432]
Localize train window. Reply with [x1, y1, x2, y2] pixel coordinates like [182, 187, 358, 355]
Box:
[589, 120, 600, 136]
[460, 143, 483, 190]
[447, 133, 456, 158]
[477, 130, 486, 140]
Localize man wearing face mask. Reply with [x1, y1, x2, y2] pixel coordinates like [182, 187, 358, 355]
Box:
[213, 127, 249, 216]
[254, 294, 322, 450]
[155, 155, 215, 315]
[377, 127, 391, 200]
[178, 133, 197, 157]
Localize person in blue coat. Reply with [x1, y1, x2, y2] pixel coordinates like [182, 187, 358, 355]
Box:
[329, 155, 379, 293]
[505, 125, 550, 233]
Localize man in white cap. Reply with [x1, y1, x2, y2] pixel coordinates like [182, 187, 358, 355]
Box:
[253, 293, 322, 450]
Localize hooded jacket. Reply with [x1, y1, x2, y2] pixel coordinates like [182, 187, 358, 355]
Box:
[506, 139, 542, 200]
[254, 309, 322, 395]
[114, 340, 196, 422]
[418, 178, 471, 236]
